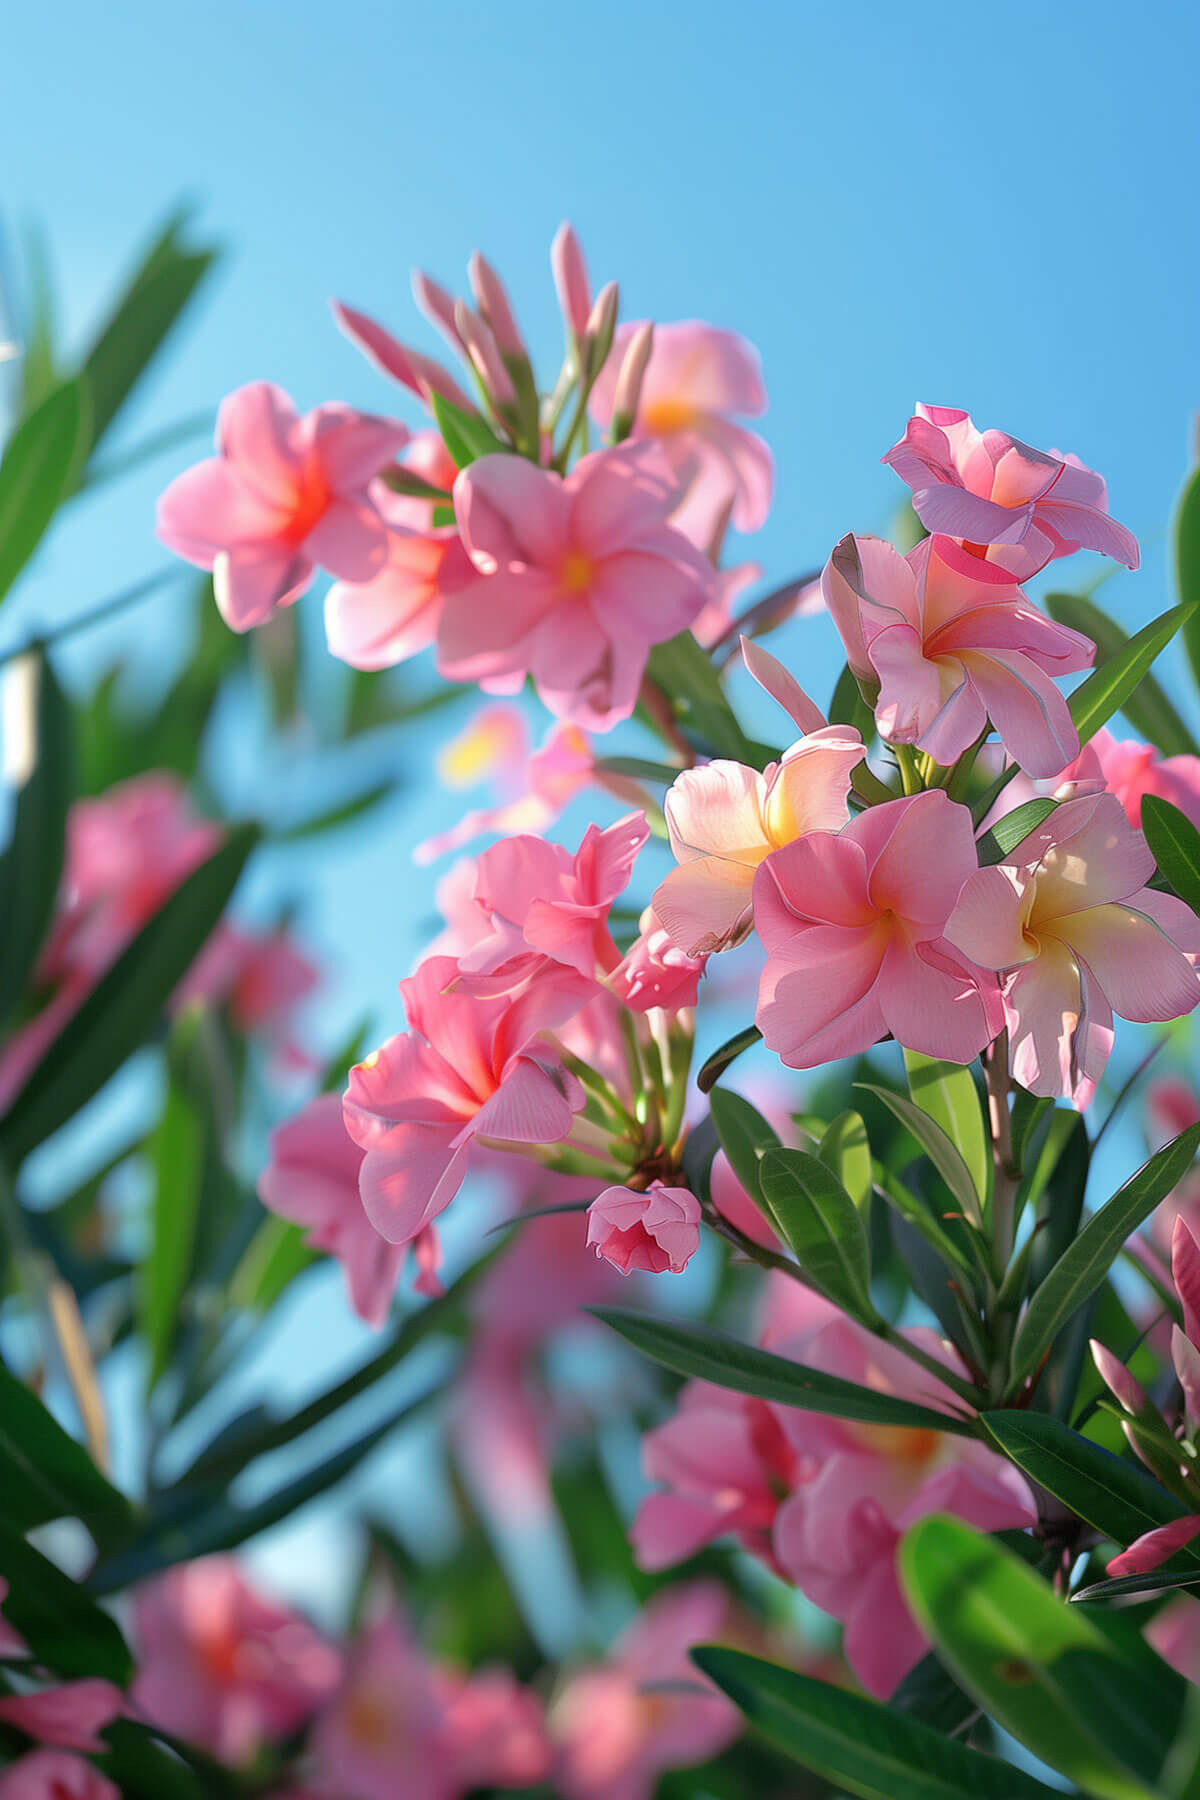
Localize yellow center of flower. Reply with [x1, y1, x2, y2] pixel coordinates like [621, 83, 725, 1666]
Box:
[560, 550, 595, 594]
[847, 1422, 942, 1465]
[642, 396, 697, 435]
[344, 1688, 394, 1748]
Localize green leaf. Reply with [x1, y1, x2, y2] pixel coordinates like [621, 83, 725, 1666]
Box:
[590, 1307, 974, 1435]
[592, 754, 683, 785]
[975, 797, 1057, 866]
[1046, 590, 1197, 757]
[229, 1214, 318, 1311]
[903, 1051, 989, 1207]
[378, 465, 454, 503]
[828, 662, 876, 738]
[0, 647, 74, 1026]
[427, 389, 506, 469]
[1010, 1123, 1200, 1385]
[645, 630, 758, 761]
[1074, 1565, 1200, 1605]
[140, 1014, 207, 1391]
[1070, 603, 1193, 750]
[1174, 462, 1200, 693]
[817, 1109, 872, 1211]
[270, 780, 395, 841]
[0, 377, 89, 605]
[0, 1523, 132, 1681]
[857, 1083, 983, 1226]
[691, 1646, 1063, 1800]
[708, 1087, 780, 1210]
[81, 234, 216, 452]
[97, 1721, 224, 1800]
[0, 1360, 134, 1536]
[697, 1024, 762, 1093]
[0, 824, 258, 1167]
[758, 1147, 878, 1322]
[1142, 794, 1200, 914]
[1010, 1088, 1051, 1177]
[900, 1514, 1182, 1800]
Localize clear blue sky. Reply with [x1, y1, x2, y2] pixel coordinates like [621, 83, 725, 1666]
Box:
[4, 0, 1199, 1626]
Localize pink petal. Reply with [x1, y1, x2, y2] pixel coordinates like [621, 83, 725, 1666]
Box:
[436, 568, 563, 680]
[945, 865, 1035, 970]
[305, 495, 390, 583]
[454, 455, 571, 571]
[858, 790, 979, 929]
[212, 545, 313, 631]
[1108, 1515, 1200, 1578]
[330, 299, 474, 411]
[307, 404, 409, 489]
[740, 637, 827, 735]
[156, 459, 288, 564]
[471, 1055, 581, 1145]
[359, 1134, 469, 1244]
[960, 648, 1079, 779]
[1172, 1215, 1200, 1347]
[1060, 903, 1200, 1023]
[216, 380, 303, 505]
[653, 857, 756, 955]
[877, 934, 996, 1064]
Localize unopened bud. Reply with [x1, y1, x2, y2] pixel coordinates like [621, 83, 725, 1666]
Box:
[411, 270, 463, 353]
[551, 221, 591, 343]
[453, 300, 516, 409]
[468, 252, 525, 359]
[609, 321, 654, 443]
[582, 281, 618, 382]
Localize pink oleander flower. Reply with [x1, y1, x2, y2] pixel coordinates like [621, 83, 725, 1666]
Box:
[822, 533, 1094, 777]
[258, 1091, 412, 1326]
[0, 1682, 122, 1754]
[324, 483, 475, 671]
[590, 321, 773, 545]
[435, 444, 714, 731]
[755, 789, 1000, 1068]
[0, 1752, 118, 1800]
[343, 957, 589, 1247]
[309, 1616, 447, 1800]
[1080, 729, 1200, 831]
[1148, 1598, 1200, 1685]
[771, 1300, 1035, 1698]
[438, 1667, 552, 1793]
[175, 920, 320, 1062]
[611, 905, 708, 1013]
[586, 1183, 701, 1275]
[130, 1558, 341, 1764]
[883, 404, 1139, 578]
[631, 1380, 796, 1570]
[654, 726, 863, 955]
[157, 381, 408, 631]
[551, 1581, 739, 1800]
[945, 793, 1200, 1107]
[416, 710, 594, 864]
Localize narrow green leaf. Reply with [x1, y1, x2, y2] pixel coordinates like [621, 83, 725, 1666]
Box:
[271, 780, 394, 841]
[1142, 794, 1200, 914]
[708, 1087, 780, 1209]
[759, 1147, 878, 1322]
[141, 1015, 207, 1391]
[1046, 590, 1197, 757]
[903, 1051, 989, 1207]
[817, 1109, 872, 1211]
[590, 1307, 975, 1435]
[901, 1515, 1181, 1800]
[1074, 1565, 1200, 1604]
[97, 1721, 221, 1800]
[81, 241, 216, 452]
[1010, 1088, 1051, 1176]
[697, 1024, 762, 1093]
[857, 1083, 982, 1225]
[0, 377, 89, 604]
[691, 1646, 1063, 1800]
[0, 1360, 134, 1535]
[378, 465, 453, 503]
[0, 1524, 132, 1681]
[593, 754, 683, 784]
[427, 389, 506, 468]
[229, 1214, 318, 1311]
[828, 662, 876, 738]
[1174, 462, 1200, 692]
[0, 824, 259, 1167]
[975, 797, 1057, 866]
[1010, 1123, 1200, 1384]
[1069, 603, 1192, 749]
[0, 648, 74, 1025]
[645, 630, 758, 762]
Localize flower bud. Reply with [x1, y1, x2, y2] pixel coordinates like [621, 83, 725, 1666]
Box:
[582, 280, 618, 382]
[468, 252, 524, 358]
[609, 321, 654, 444]
[454, 300, 517, 408]
[411, 270, 463, 352]
[551, 221, 591, 343]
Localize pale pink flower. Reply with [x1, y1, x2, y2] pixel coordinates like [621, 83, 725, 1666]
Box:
[416, 712, 594, 864]
[176, 920, 319, 1057]
[822, 533, 1094, 777]
[590, 321, 773, 543]
[130, 1558, 340, 1763]
[632, 1380, 796, 1570]
[883, 404, 1139, 578]
[0, 1683, 122, 1754]
[436, 444, 714, 731]
[343, 958, 589, 1247]
[755, 789, 1001, 1068]
[654, 727, 863, 955]
[1078, 729, 1200, 832]
[771, 1304, 1035, 1697]
[945, 793, 1200, 1106]
[439, 1667, 552, 1792]
[551, 1581, 740, 1800]
[257, 1092, 404, 1327]
[157, 381, 408, 631]
[586, 1183, 701, 1275]
[0, 1752, 118, 1800]
[309, 1616, 448, 1800]
[325, 484, 475, 671]
[611, 905, 708, 1014]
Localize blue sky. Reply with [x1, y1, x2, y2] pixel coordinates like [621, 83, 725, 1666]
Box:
[4, 0, 1200, 1626]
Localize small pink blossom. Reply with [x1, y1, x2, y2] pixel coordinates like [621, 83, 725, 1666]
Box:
[551, 1581, 740, 1800]
[157, 381, 408, 631]
[0, 1752, 118, 1800]
[130, 1558, 340, 1763]
[325, 484, 475, 671]
[0, 1683, 122, 1755]
[654, 727, 863, 955]
[416, 710, 594, 864]
[309, 1616, 447, 1800]
[821, 533, 1094, 777]
[755, 790, 1001, 1068]
[611, 905, 708, 1014]
[1079, 729, 1200, 832]
[343, 958, 589, 1247]
[590, 321, 773, 544]
[176, 920, 319, 1058]
[945, 793, 1200, 1106]
[883, 404, 1139, 578]
[586, 1183, 701, 1275]
[436, 444, 714, 731]
[439, 1667, 552, 1792]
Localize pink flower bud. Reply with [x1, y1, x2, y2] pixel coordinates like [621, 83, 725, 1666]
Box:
[453, 300, 516, 408]
[610, 321, 655, 435]
[586, 1182, 701, 1275]
[584, 280, 618, 352]
[411, 270, 464, 352]
[551, 221, 591, 342]
[1089, 1339, 1149, 1415]
[468, 252, 525, 358]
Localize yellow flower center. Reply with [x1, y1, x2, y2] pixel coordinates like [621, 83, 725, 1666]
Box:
[642, 396, 697, 435]
[560, 550, 595, 594]
[344, 1687, 394, 1748]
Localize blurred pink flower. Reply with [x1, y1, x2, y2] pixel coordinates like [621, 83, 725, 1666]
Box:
[586, 1183, 701, 1275]
[130, 1558, 340, 1764]
[309, 1616, 447, 1800]
[416, 711, 594, 864]
[883, 404, 1139, 578]
[439, 1666, 552, 1792]
[822, 532, 1094, 777]
[590, 321, 773, 544]
[0, 1683, 121, 1755]
[755, 790, 1001, 1068]
[1148, 1597, 1200, 1684]
[551, 1581, 740, 1800]
[0, 1579, 28, 1657]
[436, 444, 714, 731]
[551, 223, 593, 345]
[946, 793, 1200, 1106]
[1079, 729, 1200, 831]
[771, 1303, 1035, 1697]
[0, 1752, 118, 1800]
[343, 957, 589, 1247]
[176, 920, 319, 1060]
[654, 727, 863, 955]
[158, 381, 407, 631]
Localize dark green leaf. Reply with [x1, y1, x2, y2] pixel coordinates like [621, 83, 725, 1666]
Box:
[817, 1109, 872, 1210]
[0, 378, 89, 605]
[593, 754, 684, 784]
[759, 1147, 877, 1322]
[378, 465, 453, 503]
[645, 631, 757, 762]
[1174, 462, 1200, 693]
[81, 238, 216, 453]
[228, 1214, 318, 1311]
[708, 1087, 780, 1210]
[0, 825, 258, 1167]
[591, 1308, 974, 1434]
[1046, 591, 1196, 757]
[903, 1051, 989, 1206]
[1070, 603, 1192, 749]
[427, 389, 506, 469]
[1074, 1565, 1200, 1604]
[1010, 1123, 1200, 1385]
[691, 1647, 1062, 1800]
[140, 1014, 208, 1391]
[0, 1524, 132, 1681]
[97, 1720, 226, 1800]
[975, 798, 1057, 866]
[0, 647, 74, 1026]
[828, 663, 875, 737]
[857, 1083, 982, 1225]
[0, 1359, 134, 1535]
[697, 1025, 762, 1094]
[1142, 794, 1200, 915]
